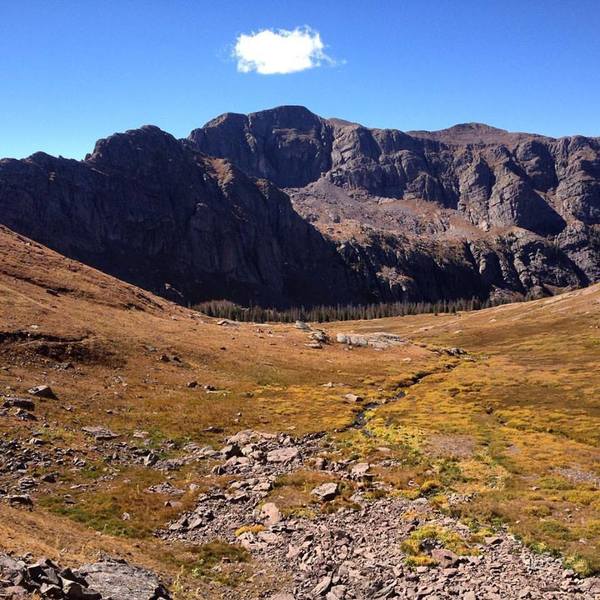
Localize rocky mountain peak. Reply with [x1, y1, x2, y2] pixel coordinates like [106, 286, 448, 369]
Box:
[189, 105, 332, 188]
[88, 125, 185, 168]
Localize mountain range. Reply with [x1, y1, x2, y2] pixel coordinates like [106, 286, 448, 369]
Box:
[1, 105, 599, 307]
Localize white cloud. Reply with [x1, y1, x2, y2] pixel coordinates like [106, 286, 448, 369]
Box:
[233, 26, 335, 75]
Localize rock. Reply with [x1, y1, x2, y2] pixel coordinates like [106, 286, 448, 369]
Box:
[336, 332, 409, 349]
[311, 482, 339, 501]
[60, 567, 88, 586]
[61, 578, 102, 599]
[336, 333, 367, 347]
[314, 457, 327, 470]
[350, 462, 371, 479]
[446, 347, 466, 356]
[310, 330, 329, 343]
[430, 548, 459, 568]
[27, 385, 56, 399]
[221, 444, 243, 459]
[266, 447, 299, 463]
[484, 535, 503, 546]
[226, 490, 248, 503]
[372, 581, 395, 598]
[81, 426, 118, 441]
[0, 554, 25, 572]
[312, 574, 333, 596]
[186, 381, 198, 388]
[13, 408, 36, 421]
[0, 554, 170, 600]
[343, 393, 363, 403]
[1, 586, 29, 598]
[217, 319, 238, 327]
[326, 586, 346, 600]
[295, 321, 311, 330]
[7, 494, 33, 509]
[226, 430, 260, 445]
[2, 397, 35, 410]
[142, 453, 158, 467]
[260, 502, 282, 526]
[269, 594, 295, 600]
[75, 559, 171, 600]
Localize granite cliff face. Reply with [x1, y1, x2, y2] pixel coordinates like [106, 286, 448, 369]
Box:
[0, 106, 599, 306]
[0, 125, 359, 307]
[188, 106, 600, 300]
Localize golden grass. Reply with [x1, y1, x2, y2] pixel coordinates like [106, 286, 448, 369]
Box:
[400, 523, 477, 567]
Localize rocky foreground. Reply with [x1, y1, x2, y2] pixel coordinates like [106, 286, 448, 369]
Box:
[3, 417, 599, 599]
[1, 376, 599, 599]
[162, 429, 600, 599]
[0, 555, 170, 599]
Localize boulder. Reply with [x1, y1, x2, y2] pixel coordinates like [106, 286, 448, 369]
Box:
[27, 385, 56, 399]
[2, 397, 35, 411]
[344, 393, 363, 403]
[431, 548, 460, 568]
[260, 502, 282, 526]
[220, 444, 243, 459]
[312, 574, 333, 596]
[61, 578, 102, 599]
[311, 482, 339, 501]
[266, 447, 299, 463]
[310, 330, 329, 343]
[81, 426, 118, 441]
[350, 462, 371, 479]
[7, 494, 33, 509]
[75, 559, 171, 600]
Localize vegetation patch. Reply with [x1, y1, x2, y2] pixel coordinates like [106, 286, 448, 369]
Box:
[400, 524, 477, 567]
[39, 467, 201, 538]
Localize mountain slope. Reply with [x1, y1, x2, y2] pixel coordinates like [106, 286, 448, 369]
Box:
[189, 106, 600, 300]
[0, 126, 358, 307]
[189, 106, 600, 234]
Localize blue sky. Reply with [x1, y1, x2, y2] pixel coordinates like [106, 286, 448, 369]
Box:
[2, 0, 599, 159]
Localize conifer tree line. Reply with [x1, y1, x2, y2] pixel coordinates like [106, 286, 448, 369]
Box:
[194, 295, 522, 324]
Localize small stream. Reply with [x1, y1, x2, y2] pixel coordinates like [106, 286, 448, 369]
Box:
[344, 359, 465, 437]
[350, 390, 406, 436]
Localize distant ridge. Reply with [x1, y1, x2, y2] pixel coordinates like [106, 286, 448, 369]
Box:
[406, 122, 549, 145]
